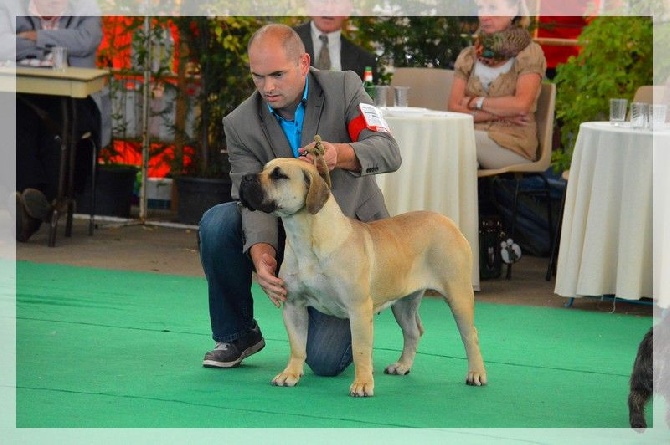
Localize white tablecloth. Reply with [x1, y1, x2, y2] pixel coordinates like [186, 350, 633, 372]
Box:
[375, 110, 480, 290]
[654, 129, 670, 308]
[555, 122, 654, 301]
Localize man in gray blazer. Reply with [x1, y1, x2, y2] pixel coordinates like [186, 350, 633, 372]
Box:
[199, 24, 401, 375]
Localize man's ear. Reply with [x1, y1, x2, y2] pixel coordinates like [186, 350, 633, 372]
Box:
[304, 168, 329, 214]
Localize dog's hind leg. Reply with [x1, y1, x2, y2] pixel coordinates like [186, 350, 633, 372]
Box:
[441, 280, 487, 386]
[385, 291, 425, 375]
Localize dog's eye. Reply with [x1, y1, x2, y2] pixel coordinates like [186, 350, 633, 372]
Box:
[270, 167, 288, 181]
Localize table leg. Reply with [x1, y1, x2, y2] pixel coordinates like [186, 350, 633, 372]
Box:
[48, 97, 71, 247]
[65, 97, 77, 237]
[49, 97, 75, 247]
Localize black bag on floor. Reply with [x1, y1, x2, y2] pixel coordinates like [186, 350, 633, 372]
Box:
[492, 173, 565, 257]
[479, 215, 504, 280]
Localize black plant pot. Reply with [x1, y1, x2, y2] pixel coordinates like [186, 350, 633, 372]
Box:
[76, 164, 138, 218]
[174, 176, 232, 225]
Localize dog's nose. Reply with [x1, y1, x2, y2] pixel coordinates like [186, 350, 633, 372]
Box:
[242, 173, 256, 184]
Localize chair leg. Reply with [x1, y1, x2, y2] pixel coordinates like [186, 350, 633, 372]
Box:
[507, 177, 522, 280]
[87, 136, 98, 236]
[509, 173, 554, 281]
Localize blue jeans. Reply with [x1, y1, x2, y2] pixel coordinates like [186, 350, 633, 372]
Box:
[198, 202, 352, 376]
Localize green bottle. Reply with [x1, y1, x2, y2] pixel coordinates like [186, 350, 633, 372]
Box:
[363, 66, 375, 100]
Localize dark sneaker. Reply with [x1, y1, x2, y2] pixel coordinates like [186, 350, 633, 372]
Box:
[203, 325, 265, 368]
[16, 192, 42, 243]
[22, 188, 53, 222]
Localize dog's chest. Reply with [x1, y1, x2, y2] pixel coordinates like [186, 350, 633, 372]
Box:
[281, 250, 349, 318]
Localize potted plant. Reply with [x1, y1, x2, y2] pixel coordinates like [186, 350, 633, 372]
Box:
[75, 143, 139, 219]
[81, 15, 172, 219]
[349, 16, 476, 84]
[168, 16, 265, 224]
[552, 15, 654, 172]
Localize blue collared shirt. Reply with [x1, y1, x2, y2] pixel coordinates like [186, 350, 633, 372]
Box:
[267, 77, 309, 158]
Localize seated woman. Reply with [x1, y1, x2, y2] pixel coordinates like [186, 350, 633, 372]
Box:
[448, 0, 547, 169]
[13, 0, 104, 242]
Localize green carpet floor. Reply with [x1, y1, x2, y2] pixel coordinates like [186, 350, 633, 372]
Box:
[14, 261, 658, 432]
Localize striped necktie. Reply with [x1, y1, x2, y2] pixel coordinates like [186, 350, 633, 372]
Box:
[316, 34, 331, 71]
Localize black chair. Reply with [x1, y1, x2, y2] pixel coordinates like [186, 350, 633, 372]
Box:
[477, 83, 557, 280]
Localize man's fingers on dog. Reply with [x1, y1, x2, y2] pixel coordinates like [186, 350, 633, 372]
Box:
[262, 286, 286, 308]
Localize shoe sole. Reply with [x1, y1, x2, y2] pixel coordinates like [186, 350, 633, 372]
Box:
[16, 193, 42, 243]
[22, 188, 51, 221]
[202, 338, 266, 368]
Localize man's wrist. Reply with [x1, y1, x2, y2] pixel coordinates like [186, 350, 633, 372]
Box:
[250, 242, 275, 265]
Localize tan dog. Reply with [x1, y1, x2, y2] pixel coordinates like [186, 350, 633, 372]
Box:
[239, 158, 487, 397]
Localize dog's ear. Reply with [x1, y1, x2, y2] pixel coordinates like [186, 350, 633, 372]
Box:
[304, 167, 329, 214]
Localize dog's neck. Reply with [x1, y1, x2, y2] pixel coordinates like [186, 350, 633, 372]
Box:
[281, 193, 352, 255]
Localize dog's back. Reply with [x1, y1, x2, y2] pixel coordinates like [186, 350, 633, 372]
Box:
[365, 211, 472, 303]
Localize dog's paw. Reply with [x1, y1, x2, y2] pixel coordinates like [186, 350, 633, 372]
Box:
[272, 371, 303, 387]
[349, 380, 374, 397]
[384, 362, 411, 375]
[465, 370, 487, 386]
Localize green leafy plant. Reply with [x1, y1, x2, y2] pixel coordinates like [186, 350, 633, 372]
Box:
[349, 16, 476, 84]
[169, 16, 305, 178]
[170, 16, 271, 178]
[97, 16, 177, 168]
[552, 16, 654, 172]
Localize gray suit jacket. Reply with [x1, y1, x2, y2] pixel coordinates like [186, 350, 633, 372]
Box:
[294, 22, 376, 80]
[223, 68, 402, 253]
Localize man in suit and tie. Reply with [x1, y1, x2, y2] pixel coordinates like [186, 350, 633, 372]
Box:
[293, 0, 376, 79]
[198, 24, 400, 376]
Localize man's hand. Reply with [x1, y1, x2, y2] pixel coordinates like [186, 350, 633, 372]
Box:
[299, 139, 338, 170]
[299, 140, 360, 172]
[250, 243, 286, 308]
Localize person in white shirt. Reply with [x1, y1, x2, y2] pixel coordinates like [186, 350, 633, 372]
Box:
[293, 0, 376, 80]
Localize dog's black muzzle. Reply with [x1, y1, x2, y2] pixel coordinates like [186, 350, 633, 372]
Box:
[239, 173, 276, 214]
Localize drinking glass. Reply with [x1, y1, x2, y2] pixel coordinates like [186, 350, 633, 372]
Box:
[630, 102, 649, 129]
[373, 86, 389, 108]
[609, 98, 628, 125]
[651, 104, 668, 130]
[393, 86, 410, 107]
[52, 46, 67, 71]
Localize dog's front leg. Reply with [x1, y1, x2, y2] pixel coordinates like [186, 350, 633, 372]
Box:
[272, 302, 308, 387]
[348, 301, 375, 397]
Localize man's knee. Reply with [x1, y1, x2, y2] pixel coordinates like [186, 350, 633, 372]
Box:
[199, 202, 240, 247]
[305, 345, 352, 377]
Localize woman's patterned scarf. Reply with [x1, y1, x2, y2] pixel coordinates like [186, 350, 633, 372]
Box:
[474, 26, 532, 67]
